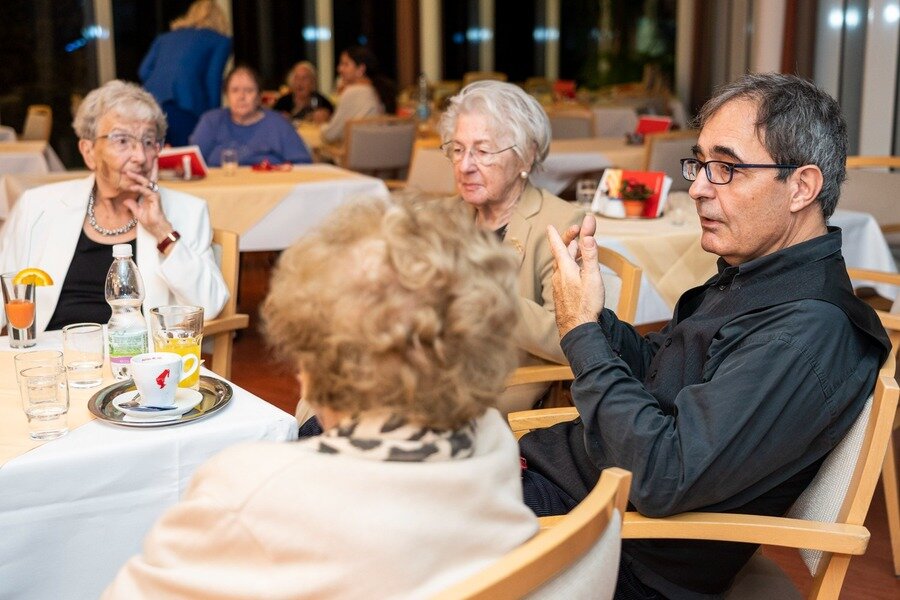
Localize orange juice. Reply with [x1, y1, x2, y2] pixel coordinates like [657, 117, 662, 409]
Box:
[5, 299, 35, 329]
[154, 335, 201, 389]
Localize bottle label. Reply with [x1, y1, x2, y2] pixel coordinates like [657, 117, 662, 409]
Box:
[108, 329, 148, 378]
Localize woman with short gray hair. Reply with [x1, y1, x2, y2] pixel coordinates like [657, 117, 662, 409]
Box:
[440, 80, 582, 413]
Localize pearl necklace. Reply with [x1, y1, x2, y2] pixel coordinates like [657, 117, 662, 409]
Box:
[87, 188, 137, 236]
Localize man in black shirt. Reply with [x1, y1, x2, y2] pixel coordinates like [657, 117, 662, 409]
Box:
[519, 73, 891, 599]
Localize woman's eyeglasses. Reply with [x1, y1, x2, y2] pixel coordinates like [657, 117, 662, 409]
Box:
[680, 158, 798, 185]
[441, 142, 516, 166]
[96, 133, 161, 155]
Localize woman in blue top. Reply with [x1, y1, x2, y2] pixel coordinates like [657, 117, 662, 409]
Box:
[139, 0, 232, 147]
[190, 65, 312, 167]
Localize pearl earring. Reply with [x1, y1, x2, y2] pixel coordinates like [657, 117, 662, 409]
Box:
[520, 170, 529, 179]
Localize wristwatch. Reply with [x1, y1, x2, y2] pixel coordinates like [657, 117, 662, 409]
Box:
[157, 230, 181, 253]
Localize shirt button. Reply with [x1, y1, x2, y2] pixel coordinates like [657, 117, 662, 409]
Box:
[664, 338, 672, 347]
[718, 284, 726, 291]
[650, 369, 657, 379]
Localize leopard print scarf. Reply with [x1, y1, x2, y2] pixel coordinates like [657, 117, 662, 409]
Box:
[315, 411, 477, 462]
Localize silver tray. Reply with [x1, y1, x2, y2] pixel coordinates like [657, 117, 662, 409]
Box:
[88, 375, 233, 428]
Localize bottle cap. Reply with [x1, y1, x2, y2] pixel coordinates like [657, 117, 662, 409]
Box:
[112, 244, 133, 258]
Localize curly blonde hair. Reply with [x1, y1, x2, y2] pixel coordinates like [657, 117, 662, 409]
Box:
[171, 0, 230, 35]
[262, 195, 520, 430]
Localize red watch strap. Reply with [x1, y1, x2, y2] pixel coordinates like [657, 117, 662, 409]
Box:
[157, 230, 181, 253]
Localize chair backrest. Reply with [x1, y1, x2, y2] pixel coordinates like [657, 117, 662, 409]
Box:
[462, 71, 508, 87]
[433, 467, 631, 600]
[21, 104, 52, 142]
[786, 371, 898, 585]
[642, 130, 699, 192]
[546, 108, 595, 140]
[205, 229, 249, 379]
[592, 106, 639, 137]
[842, 158, 900, 234]
[343, 116, 417, 176]
[404, 137, 457, 195]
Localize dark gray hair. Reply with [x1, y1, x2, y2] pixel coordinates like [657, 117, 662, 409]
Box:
[439, 80, 551, 171]
[697, 73, 846, 219]
[72, 80, 167, 142]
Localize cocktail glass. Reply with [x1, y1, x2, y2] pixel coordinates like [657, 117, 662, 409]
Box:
[1, 272, 37, 349]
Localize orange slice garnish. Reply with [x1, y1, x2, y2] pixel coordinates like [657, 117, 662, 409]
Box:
[13, 267, 54, 286]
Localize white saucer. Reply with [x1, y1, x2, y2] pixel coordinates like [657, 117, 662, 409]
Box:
[112, 388, 203, 420]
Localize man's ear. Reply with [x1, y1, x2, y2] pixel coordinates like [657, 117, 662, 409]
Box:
[788, 164, 823, 213]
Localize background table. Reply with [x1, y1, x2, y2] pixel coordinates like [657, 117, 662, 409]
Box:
[0, 141, 64, 175]
[0, 333, 298, 600]
[0, 165, 390, 251]
[595, 195, 899, 324]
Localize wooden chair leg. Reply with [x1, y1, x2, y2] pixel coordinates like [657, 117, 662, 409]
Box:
[211, 333, 233, 380]
[882, 432, 900, 576]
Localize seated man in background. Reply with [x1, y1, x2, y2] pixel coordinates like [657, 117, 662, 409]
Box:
[519, 72, 891, 599]
[103, 195, 537, 599]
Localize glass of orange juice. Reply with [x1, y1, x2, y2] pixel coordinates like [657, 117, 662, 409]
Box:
[1, 272, 37, 349]
[149, 305, 203, 389]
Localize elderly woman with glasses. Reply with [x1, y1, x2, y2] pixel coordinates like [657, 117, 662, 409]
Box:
[439, 80, 582, 414]
[0, 80, 228, 333]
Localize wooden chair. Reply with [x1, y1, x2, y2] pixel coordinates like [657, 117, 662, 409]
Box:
[848, 267, 900, 575]
[337, 116, 417, 180]
[843, 156, 900, 236]
[203, 229, 250, 379]
[387, 137, 456, 195]
[21, 104, 52, 142]
[642, 129, 700, 193]
[510, 368, 900, 599]
[505, 246, 641, 388]
[462, 71, 508, 87]
[433, 467, 631, 600]
[546, 107, 595, 140]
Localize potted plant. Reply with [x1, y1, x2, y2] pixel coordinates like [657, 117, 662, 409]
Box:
[619, 178, 652, 216]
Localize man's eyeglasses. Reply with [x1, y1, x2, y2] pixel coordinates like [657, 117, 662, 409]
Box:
[441, 142, 516, 166]
[680, 158, 799, 185]
[96, 133, 161, 155]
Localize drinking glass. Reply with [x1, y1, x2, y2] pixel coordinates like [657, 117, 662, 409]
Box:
[221, 149, 238, 176]
[1, 272, 36, 348]
[149, 305, 204, 390]
[20, 365, 69, 440]
[62, 323, 105, 388]
[14, 350, 64, 398]
[576, 179, 599, 212]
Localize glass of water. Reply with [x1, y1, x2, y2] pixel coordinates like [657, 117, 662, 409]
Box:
[62, 323, 104, 388]
[221, 148, 238, 176]
[20, 365, 69, 441]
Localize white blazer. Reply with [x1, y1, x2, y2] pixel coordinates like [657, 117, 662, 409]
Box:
[0, 175, 229, 333]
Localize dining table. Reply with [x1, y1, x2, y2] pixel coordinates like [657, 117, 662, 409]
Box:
[0, 140, 65, 175]
[595, 193, 899, 324]
[0, 331, 298, 600]
[0, 164, 390, 251]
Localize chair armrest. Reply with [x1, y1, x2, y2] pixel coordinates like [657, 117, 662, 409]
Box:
[204, 314, 249, 336]
[506, 364, 574, 387]
[621, 511, 870, 555]
[384, 179, 406, 190]
[508, 407, 579, 439]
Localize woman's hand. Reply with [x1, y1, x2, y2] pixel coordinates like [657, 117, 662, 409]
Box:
[122, 161, 174, 243]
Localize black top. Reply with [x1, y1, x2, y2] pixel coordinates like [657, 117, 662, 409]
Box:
[272, 91, 334, 121]
[520, 228, 890, 598]
[46, 231, 137, 331]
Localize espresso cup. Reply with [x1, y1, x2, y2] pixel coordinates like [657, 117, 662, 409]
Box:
[130, 352, 199, 407]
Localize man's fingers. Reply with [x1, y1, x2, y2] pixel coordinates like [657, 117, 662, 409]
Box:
[561, 223, 581, 247]
[548, 225, 580, 269]
[580, 213, 597, 238]
[579, 235, 600, 276]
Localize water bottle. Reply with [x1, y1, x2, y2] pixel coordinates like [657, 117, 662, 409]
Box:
[416, 72, 431, 122]
[105, 244, 148, 380]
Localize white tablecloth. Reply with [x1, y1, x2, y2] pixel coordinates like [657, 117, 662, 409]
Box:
[0, 334, 298, 600]
[0, 141, 64, 176]
[595, 202, 898, 324]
